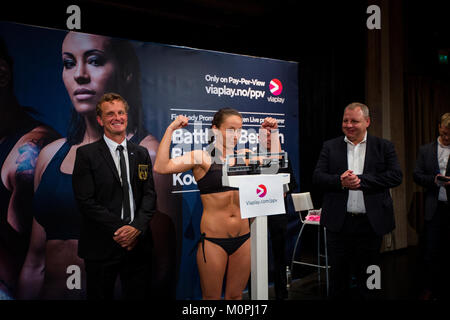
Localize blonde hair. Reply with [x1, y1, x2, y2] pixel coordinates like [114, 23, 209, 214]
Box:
[96, 92, 129, 116]
[440, 113, 450, 128]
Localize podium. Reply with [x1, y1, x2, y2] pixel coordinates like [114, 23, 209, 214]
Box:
[222, 153, 290, 300]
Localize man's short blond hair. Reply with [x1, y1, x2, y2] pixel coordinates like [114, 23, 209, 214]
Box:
[96, 92, 129, 116]
[440, 113, 450, 128]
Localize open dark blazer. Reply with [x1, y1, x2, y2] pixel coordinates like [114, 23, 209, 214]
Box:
[72, 138, 156, 261]
[313, 134, 403, 236]
[413, 141, 441, 221]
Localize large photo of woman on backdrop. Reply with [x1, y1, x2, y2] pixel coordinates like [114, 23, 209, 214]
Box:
[0, 25, 180, 299]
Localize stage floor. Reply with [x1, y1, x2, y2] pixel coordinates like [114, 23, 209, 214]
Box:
[244, 245, 423, 300]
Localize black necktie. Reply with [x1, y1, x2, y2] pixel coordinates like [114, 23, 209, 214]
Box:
[117, 145, 131, 223]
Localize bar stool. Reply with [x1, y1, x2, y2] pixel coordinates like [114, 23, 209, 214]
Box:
[290, 192, 329, 296]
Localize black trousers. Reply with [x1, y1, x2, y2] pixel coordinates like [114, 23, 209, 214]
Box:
[423, 201, 450, 298]
[84, 247, 152, 300]
[326, 214, 382, 300]
[268, 214, 288, 300]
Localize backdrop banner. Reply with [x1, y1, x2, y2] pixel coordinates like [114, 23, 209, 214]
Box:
[0, 21, 299, 300]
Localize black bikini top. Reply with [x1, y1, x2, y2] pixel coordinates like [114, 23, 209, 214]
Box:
[33, 142, 80, 240]
[196, 161, 247, 195]
[197, 163, 235, 195]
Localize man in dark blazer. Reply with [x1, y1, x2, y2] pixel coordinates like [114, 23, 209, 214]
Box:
[313, 102, 402, 299]
[413, 113, 450, 300]
[72, 93, 156, 300]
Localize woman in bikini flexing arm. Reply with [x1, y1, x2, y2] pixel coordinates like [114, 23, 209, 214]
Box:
[154, 108, 278, 300]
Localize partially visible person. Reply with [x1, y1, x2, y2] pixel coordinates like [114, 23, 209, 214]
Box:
[17, 32, 176, 299]
[313, 102, 402, 300]
[414, 112, 450, 301]
[259, 127, 297, 300]
[0, 37, 59, 299]
[72, 93, 156, 299]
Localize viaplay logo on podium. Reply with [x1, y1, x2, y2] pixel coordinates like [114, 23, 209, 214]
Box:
[256, 184, 267, 198]
[239, 176, 285, 218]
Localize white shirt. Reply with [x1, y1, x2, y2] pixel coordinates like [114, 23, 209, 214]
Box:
[344, 132, 367, 213]
[437, 137, 450, 202]
[103, 135, 135, 223]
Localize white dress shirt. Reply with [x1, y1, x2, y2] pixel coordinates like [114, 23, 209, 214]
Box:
[437, 137, 450, 202]
[103, 135, 135, 223]
[344, 132, 367, 213]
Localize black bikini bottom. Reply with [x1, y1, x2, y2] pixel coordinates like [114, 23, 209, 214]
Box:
[197, 232, 250, 263]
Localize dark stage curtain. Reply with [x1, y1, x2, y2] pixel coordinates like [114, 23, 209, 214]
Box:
[297, 48, 366, 205]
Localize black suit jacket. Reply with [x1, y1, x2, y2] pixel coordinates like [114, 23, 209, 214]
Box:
[312, 134, 403, 236]
[413, 141, 442, 221]
[72, 138, 156, 261]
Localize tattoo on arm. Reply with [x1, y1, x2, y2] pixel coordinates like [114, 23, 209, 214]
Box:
[15, 140, 40, 177]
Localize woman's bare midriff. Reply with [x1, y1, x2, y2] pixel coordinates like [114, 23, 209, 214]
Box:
[200, 190, 249, 238]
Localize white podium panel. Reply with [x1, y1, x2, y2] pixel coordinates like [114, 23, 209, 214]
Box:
[236, 174, 288, 219]
[224, 173, 290, 300]
[250, 216, 268, 300]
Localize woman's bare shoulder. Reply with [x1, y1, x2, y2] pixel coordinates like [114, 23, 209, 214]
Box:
[38, 138, 67, 161]
[34, 138, 67, 184]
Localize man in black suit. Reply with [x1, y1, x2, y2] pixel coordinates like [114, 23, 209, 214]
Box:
[313, 102, 402, 299]
[413, 113, 450, 300]
[72, 92, 156, 300]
